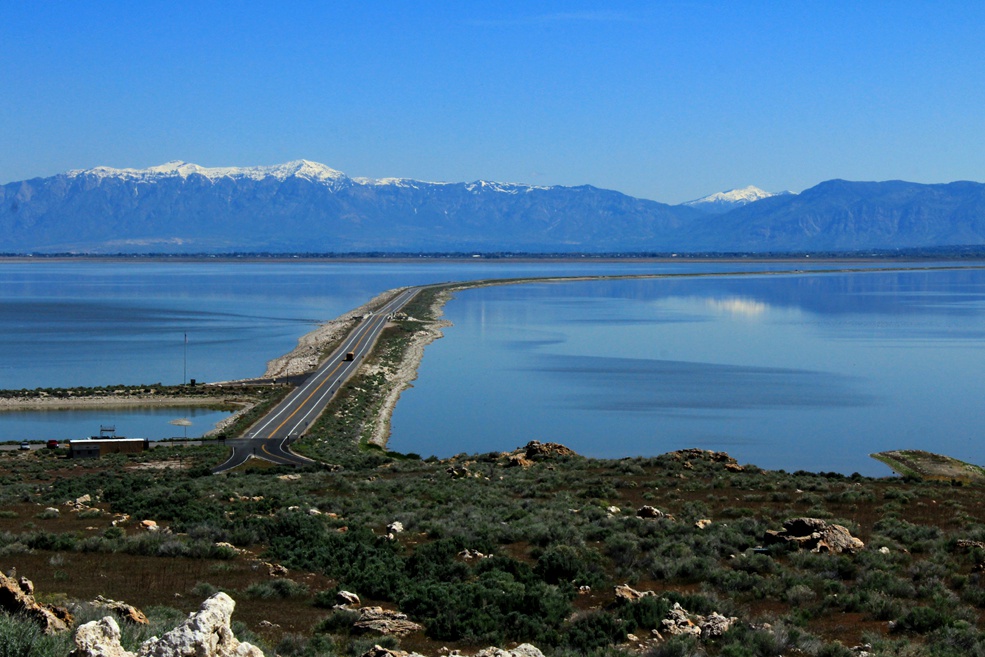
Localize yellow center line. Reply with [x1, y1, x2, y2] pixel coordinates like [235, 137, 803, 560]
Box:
[266, 313, 387, 438]
[260, 443, 290, 463]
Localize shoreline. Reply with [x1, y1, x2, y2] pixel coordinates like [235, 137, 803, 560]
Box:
[262, 287, 405, 379]
[4, 262, 985, 448]
[0, 395, 241, 411]
[366, 289, 453, 448]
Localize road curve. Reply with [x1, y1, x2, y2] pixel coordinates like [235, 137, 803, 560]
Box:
[213, 288, 420, 473]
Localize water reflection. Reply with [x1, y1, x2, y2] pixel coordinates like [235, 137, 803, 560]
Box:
[534, 354, 873, 413]
[705, 297, 769, 316]
[389, 266, 985, 475]
[0, 406, 231, 442]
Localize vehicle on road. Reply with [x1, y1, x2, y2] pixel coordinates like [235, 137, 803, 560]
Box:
[46, 439, 60, 449]
[19, 441, 30, 451]
[344, 352, 355, 361]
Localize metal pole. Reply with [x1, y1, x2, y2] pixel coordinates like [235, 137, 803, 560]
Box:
[183, 333, 187, 385]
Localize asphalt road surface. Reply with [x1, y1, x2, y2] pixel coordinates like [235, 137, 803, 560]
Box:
[213, 288, 419, 473]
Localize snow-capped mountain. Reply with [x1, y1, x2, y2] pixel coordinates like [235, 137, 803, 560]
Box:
[3, 162, 985, 253]
[683, 185, 791, 214]
[0, 160, 686, 253]
[68, 159, 349, 184]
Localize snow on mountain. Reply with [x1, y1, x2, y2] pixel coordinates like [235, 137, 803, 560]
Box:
[683, 185, 791, 214]
[67, 159, 349, 183]
[64, 160, 561, 196]
[465, 180, 552, 194]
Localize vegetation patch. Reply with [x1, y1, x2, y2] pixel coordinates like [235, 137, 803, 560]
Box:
[872, 450, 985, 483]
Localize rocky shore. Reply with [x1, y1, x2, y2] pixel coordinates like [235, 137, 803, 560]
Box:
[262, 287, 406, 380]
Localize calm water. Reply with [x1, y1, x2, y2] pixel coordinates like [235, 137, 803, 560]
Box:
[1, 260, 981, 459]
[0, 259, 812, 440]
[0, 259, 881, 389]
[388, 268, 985, 475]
[0, 407, 231, 442]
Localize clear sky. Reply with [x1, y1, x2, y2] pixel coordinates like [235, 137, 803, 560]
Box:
[2, 2, 984, 203]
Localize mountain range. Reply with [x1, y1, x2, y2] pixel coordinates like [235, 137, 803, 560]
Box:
[2, 160, 985, 254]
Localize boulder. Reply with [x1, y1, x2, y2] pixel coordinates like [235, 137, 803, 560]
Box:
[474, 646, 545, 657]
[764, 517, 864, 554]
[352, 606, 423, 636]
[614, 584, 655, 602]
[337, 590, 361, 607]
[699, 612, 737, 637]
[695, 519, 712, 530]
[458, 548, 490, 560]
[661, 603, 701, 637]
[446, 465, 470, 478]
[264, 563, 289, 577]
[816, 524, 865, 554]
[91, 595, 149, 625]
[138, 593, 263, 657]
[506, 455, 533, 468]
[0, 569, 72, 633]
[523, 441, 575, 459]
[70, 616, 134, 657]
[386, 521, 404, 535]
[636, 506, 665, 519]
[357, 647, 426, 657]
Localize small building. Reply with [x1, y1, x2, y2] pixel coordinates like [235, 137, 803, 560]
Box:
[69, 438, 149, 459]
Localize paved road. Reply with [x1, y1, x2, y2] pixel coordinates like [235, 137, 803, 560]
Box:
[213, 288, 419, 473]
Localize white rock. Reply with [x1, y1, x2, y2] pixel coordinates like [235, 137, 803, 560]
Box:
[71, 616, 135, 657]
[138, 593, 263, 657]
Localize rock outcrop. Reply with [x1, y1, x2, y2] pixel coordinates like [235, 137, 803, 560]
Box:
[91, 595, 149, 625]
[0, 570, 72, 633]
[764, 518, 864, 554]
[71, 616, 133, 657]
[352, 606, 424, 636]
[358, 645, 545, 657]
[336, 590, 361, 607]
[614, 584, 655, 602]
[668, 448, 738, 465]
[523, 441, 575, 459]
[474, 645, 545, 657]
[660, 602, 737, 638]
[71, 593, 262, 657]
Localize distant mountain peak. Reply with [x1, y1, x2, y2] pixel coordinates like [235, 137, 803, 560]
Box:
[683, 185, 790, 214]
[67, 159, 349, 183]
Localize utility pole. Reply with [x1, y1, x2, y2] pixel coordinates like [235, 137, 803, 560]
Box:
[183, 333, 187, 385]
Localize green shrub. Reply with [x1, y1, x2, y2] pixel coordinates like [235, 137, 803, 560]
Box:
[243, 578, 309, 600]
[563, 611, 627, 651]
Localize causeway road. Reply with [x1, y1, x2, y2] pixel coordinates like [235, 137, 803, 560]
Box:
[213, 287, 420, 473]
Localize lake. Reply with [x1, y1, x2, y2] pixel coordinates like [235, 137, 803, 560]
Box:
[387, 267, 985, 475]
[1, 260, 981, 464]
[1, 259, 771, 439]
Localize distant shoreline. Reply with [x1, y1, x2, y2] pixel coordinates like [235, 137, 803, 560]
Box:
[3, 262, 985, 444]
[2, 252, 984, 265]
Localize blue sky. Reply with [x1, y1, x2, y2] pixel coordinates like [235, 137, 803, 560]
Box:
[2, 2, 984, 203]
